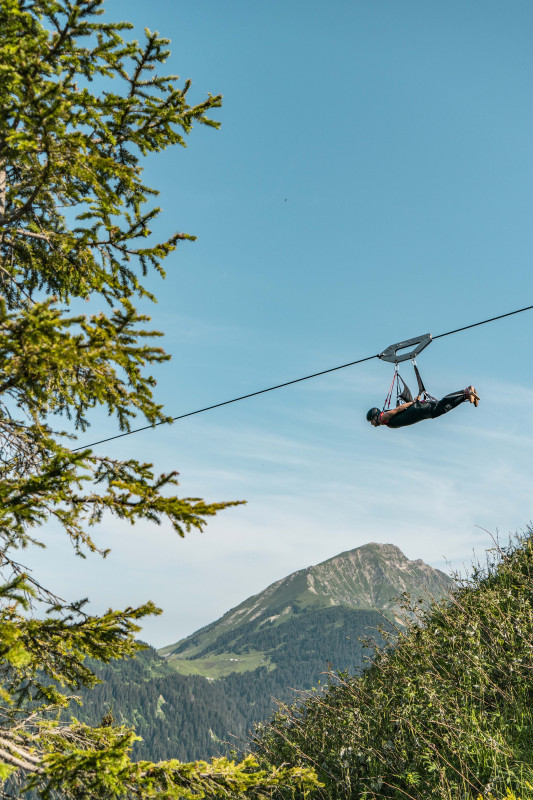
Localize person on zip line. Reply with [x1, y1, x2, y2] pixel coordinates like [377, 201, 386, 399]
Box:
[366, 386, 479, 429]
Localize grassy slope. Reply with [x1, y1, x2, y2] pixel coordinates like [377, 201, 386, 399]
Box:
[252, 532, 533, 800]
[165, 650, 274, 679]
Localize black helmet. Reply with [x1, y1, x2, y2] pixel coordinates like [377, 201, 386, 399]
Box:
[366, 407, 381, 423]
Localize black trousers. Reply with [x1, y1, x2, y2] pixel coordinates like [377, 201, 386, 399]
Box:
[386, 391, 468, 428]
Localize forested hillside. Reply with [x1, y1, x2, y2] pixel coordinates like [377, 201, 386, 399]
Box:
[75, 606, 393, 761]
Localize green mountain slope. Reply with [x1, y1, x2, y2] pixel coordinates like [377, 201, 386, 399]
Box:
[159, 543, 453, 677]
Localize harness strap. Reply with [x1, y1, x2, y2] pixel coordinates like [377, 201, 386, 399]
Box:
[413, 362, 425, 395]
[411, 360, 437, 402]
[397, 374, 413, 405]
[383, 366, 398, 411]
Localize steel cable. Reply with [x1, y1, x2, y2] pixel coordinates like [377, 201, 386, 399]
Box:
[74, 302, 533, 451]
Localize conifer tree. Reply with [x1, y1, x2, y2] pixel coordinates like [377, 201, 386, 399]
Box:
[0, 1, 317, 796]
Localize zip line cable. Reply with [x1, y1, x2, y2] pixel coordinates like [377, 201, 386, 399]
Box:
[431, 303, 533, 340]
[75, 301, 533, 451]
[74, 353, 378, 451]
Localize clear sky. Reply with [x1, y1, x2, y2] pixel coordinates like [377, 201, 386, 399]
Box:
[26, 0, 533, 647]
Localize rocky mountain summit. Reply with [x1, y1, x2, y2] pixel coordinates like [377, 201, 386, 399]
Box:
[305, 542, 451, 612]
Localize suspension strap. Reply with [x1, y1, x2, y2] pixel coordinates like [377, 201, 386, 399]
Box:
[397, 374, 413, 405]
[396, 371, 401, 407]
[411, 360, 437, 402]
[412, 360, 426, 395]
[383, 365, 398, 411]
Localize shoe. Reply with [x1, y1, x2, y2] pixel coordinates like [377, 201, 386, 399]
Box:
[466, 386, 480, 407]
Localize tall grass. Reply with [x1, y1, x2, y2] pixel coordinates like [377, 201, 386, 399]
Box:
[251, 531, 533, 799]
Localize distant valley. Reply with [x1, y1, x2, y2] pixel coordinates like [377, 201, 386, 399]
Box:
[76, 543, 453, 761]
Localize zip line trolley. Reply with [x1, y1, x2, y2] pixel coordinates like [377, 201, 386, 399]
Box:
[378, 333, 434, 411]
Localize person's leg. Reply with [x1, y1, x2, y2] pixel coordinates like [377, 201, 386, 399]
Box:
[431, 390, 469, 419]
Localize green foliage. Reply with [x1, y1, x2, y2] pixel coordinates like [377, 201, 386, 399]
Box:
[252, 532, 533, 799]
[476, 791, 532, 800]
[0, 1, 319, 797]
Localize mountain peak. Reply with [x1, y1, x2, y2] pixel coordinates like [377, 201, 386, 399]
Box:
[160, 542, 453, 662]
[320, 542, 407, 565]
[306, 542, 451, 612]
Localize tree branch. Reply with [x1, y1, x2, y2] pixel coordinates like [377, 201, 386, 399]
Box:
[0, 746, 42, 774]
[0, 736, 41, 766]
[13, 229, 50, 242]
[0, 261, 35, 304]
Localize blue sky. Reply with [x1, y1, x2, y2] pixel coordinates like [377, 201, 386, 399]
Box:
[26, 1, 533, 647]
